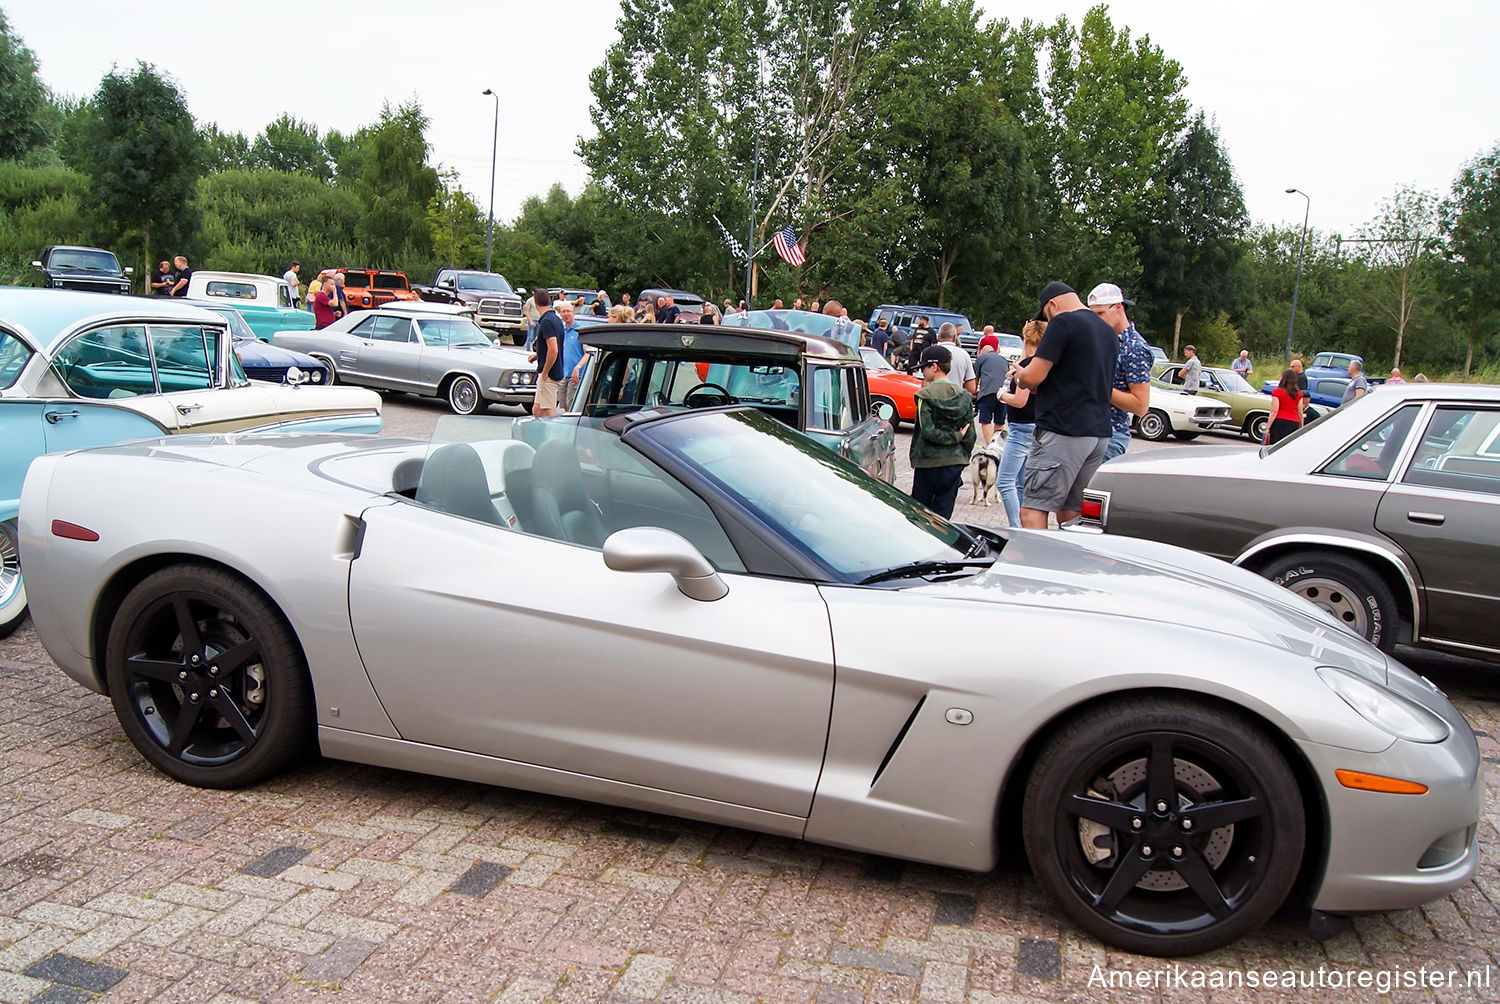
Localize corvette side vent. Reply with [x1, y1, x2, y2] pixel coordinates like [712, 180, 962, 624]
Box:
[871, 695, 926, 787]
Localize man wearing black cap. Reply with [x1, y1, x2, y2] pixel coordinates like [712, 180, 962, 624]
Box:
[908, 344, 976, 519]
[1010, 281, 1116, 528]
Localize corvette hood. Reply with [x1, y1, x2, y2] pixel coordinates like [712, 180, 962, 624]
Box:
[933, 528, 1390, 681]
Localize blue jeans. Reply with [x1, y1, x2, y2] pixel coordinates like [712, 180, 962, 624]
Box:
[1105, 426, 1131, 461]
[997, 422, 1034, 527]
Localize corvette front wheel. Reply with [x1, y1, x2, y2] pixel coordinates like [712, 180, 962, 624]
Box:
[105, 565, 314, 788]
[1023, 697, 1304, 956]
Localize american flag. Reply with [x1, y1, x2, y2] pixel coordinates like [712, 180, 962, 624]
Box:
[772, 224, 805, 267]
[712, 215, 746, 260]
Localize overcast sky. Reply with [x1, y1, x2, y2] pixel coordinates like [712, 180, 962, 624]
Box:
[10, 1, 1497, 236]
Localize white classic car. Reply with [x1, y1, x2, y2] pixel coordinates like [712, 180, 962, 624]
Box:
[1136, 385, 1233, 442]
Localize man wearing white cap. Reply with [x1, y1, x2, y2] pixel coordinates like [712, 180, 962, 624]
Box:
[1087, 283, 1153, 461]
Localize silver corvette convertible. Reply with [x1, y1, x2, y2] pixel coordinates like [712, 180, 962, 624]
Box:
[18, 407, 1481, 956]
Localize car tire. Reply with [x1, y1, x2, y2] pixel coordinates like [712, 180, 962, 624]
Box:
[446, 375, 482, 415]
[1172, 431, 1200, 441]
[1023, 696, 1304, 957]
[871, 395, 901, 430]
[1259, 550, 1400, 651]
[1137, 410, 1170, 441]
[1245, 413, 1269, 442]
[104, 564, 315, 788]
[0, 520, 27, 639]
[310, 354, 337, 385]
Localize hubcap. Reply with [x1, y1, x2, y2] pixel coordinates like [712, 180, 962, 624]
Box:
[1288, 576, 1368, 635]
[121, 594, 267, 766]
[1056, 731, 1271, 936]
[452, 380, 477, 413]
[873, 399, 895, 421]
[1141, 415, 1164, 438]
[0, 523, 19, 609]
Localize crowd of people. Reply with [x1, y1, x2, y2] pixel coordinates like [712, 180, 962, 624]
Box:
[905, 280, 1154, 527]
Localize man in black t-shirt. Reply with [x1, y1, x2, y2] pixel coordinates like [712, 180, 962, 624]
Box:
[169, 255, 192, 297]
[528, 287, 566, 416]
[1011, 281, 1115, 529]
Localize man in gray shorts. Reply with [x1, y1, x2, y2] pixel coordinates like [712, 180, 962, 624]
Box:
[1011, 281, 1117, 527]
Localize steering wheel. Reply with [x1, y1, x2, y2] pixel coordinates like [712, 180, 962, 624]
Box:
[682, 381, 735, 408]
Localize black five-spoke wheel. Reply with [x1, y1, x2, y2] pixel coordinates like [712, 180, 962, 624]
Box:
[105, 564, 314, 788]
[1024, 697, 1304, 956]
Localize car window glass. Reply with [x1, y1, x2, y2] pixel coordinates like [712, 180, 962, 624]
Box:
[373, 273, 408, 290]
[371, 317, 413, 343]
[1403, 407, 1500, 497]
[648, 409, 969, 580]
[808, 366, 854, 431]
[49, 249, 120, 272]
[413, 416, 745, 572]
[1321, 405, 1421, 480]
[350, 315, 380, 337]
[51, 325, 154, 398]
[417, 319, 488, 348]
[277, 285, 291, 307]
[205, 281, 256, 300]
[0, 329, 34, 389]
[151, 325, 218, 391]
[341, 272, 370, 288]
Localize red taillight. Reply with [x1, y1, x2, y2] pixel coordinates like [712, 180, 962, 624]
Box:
[1080, 498, 1103, 521]
[51, 520, 99, 541]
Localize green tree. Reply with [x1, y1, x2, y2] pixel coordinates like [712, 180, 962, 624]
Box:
[72, 63, 202, 281]
[1139, 112, 1248, 355]
[1036, 4, 1188, 288]
[349, 101, 438, 265]
[1439, 144, 1500, 377]
[250, 113, 330, 180]
[0, 10, 53, 160]
[200, 123, 252, 173]
[426, 168, 485, 269]
[1356, 185, 1439, 369]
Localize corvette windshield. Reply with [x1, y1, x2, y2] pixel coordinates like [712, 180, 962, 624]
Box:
[641, 410, 970, 580]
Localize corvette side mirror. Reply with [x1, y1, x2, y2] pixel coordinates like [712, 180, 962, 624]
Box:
[603, 526, 728, 602]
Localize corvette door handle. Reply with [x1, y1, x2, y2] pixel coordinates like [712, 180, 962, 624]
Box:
[44, 410, 81, 423]
[1406, 511, 1445, 526]
[176, 402, 204, 415]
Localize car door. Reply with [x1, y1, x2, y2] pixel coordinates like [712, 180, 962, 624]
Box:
[44, 323, 184, 434]
[1376, 404, 1500, 654]
[347, 424, 835, 818]
[349, 315, 419, 390]
[145, 323, 280, 432]
[807, 362, 893, 481]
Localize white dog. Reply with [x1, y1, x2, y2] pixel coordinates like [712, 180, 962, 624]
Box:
[968, 431, 1006, 506]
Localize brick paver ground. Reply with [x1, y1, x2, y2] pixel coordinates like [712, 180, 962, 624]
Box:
[2, 399, 1496, 1002]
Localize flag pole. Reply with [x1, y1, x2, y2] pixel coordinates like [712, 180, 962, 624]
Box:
[745, 56, 761, 308]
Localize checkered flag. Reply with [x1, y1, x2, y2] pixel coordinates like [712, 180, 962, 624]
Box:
[713, 215, 747, 260]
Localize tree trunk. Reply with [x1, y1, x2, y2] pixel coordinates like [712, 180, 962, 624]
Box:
[1172, 311, 1184, 358]
[751, 260, 759, 300]
[141, 218, 151, 296]
[1466, 332, 1475, 380]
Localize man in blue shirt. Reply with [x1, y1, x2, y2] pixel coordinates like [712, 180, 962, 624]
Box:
[558, 301, 585, 409]
[870, 317, 891, 359]
[1087, 283, 1153, 461]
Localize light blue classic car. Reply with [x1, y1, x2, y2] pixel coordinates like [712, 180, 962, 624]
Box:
[0, 289, 383, 636]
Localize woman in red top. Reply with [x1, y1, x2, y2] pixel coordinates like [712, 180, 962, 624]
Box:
[1264, 368, 1306, 445]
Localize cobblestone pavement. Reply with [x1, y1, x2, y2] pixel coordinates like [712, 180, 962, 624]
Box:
[1, 398, 1497, 1003]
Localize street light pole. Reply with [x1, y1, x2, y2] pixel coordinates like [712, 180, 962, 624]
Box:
[482, 88, 499, 273]
[1284, 187, 1310, 364]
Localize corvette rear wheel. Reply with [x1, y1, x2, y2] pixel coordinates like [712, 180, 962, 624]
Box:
[447, 374, 481, 415]
[0, 520, 26, 638]
[105, 565, 314, 788]
[1137, 409, 1170, 441]
[1023, 697, 1303, 956]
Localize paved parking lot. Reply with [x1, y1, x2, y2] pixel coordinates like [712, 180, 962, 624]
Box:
[1, 397, 1496, 1003]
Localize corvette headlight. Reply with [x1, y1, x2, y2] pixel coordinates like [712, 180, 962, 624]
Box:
[1318, 667, 1449, 743]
